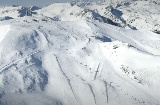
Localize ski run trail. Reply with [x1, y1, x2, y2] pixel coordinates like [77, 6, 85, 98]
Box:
[0, 0, 160, 105]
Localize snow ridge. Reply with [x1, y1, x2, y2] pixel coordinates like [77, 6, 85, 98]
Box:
[0, 0, 160, 105]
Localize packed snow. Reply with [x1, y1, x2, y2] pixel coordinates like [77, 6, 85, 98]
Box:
[0, 0, 160, 105]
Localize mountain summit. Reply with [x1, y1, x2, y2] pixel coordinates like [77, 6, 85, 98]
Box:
[0, 0, 160, 105]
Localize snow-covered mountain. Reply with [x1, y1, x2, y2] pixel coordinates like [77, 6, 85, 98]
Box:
[0, 0, 160, 105]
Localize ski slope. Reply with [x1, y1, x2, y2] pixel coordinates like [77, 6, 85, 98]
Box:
[0, 0, 160, 105]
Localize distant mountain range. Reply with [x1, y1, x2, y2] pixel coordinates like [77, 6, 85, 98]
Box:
[0, 0, 160, 105]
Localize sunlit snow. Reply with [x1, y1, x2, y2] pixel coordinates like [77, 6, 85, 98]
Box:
[0, 0, 160, 105]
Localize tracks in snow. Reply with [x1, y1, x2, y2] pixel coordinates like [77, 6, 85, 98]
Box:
[90, 21, 160, 55]
[54, 55, 80, 105]
[87, 83, 97, 105]
[0, 50, 41, 74]
[94, 63, 101, 80]
[103, 80, 109, 104]
[0, 26, 51, 74]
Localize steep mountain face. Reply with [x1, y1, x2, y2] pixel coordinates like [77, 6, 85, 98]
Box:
[0, 0, 160, 105]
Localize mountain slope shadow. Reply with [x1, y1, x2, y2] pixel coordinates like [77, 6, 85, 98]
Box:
[95, 36, 112, 42]
[91, 10, 120, 26]
[111, 8, 137, 30]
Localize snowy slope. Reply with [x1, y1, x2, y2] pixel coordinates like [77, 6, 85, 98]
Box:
[85, 0, 160, 32]
[35, 3, 105, 22]
[0, 0, 160, 105]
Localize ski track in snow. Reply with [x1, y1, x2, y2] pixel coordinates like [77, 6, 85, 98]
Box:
[0, 50, 41, 74]
[54, 55, 80, 105]
[90, 21, 160, 55]
[0, 1, 160, 105]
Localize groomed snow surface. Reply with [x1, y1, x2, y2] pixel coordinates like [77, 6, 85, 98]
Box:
[0, 0, 160, 105]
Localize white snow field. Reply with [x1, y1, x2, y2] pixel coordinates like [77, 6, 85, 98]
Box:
[0, 0, 160, 105]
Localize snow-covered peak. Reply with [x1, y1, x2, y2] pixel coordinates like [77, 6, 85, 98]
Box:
[0, 1, 160, 105]
[35, 3, 102, 22]
[0, 0, 160, 33]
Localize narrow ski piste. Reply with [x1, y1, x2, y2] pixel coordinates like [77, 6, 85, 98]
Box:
[55, 55, 80, 105]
